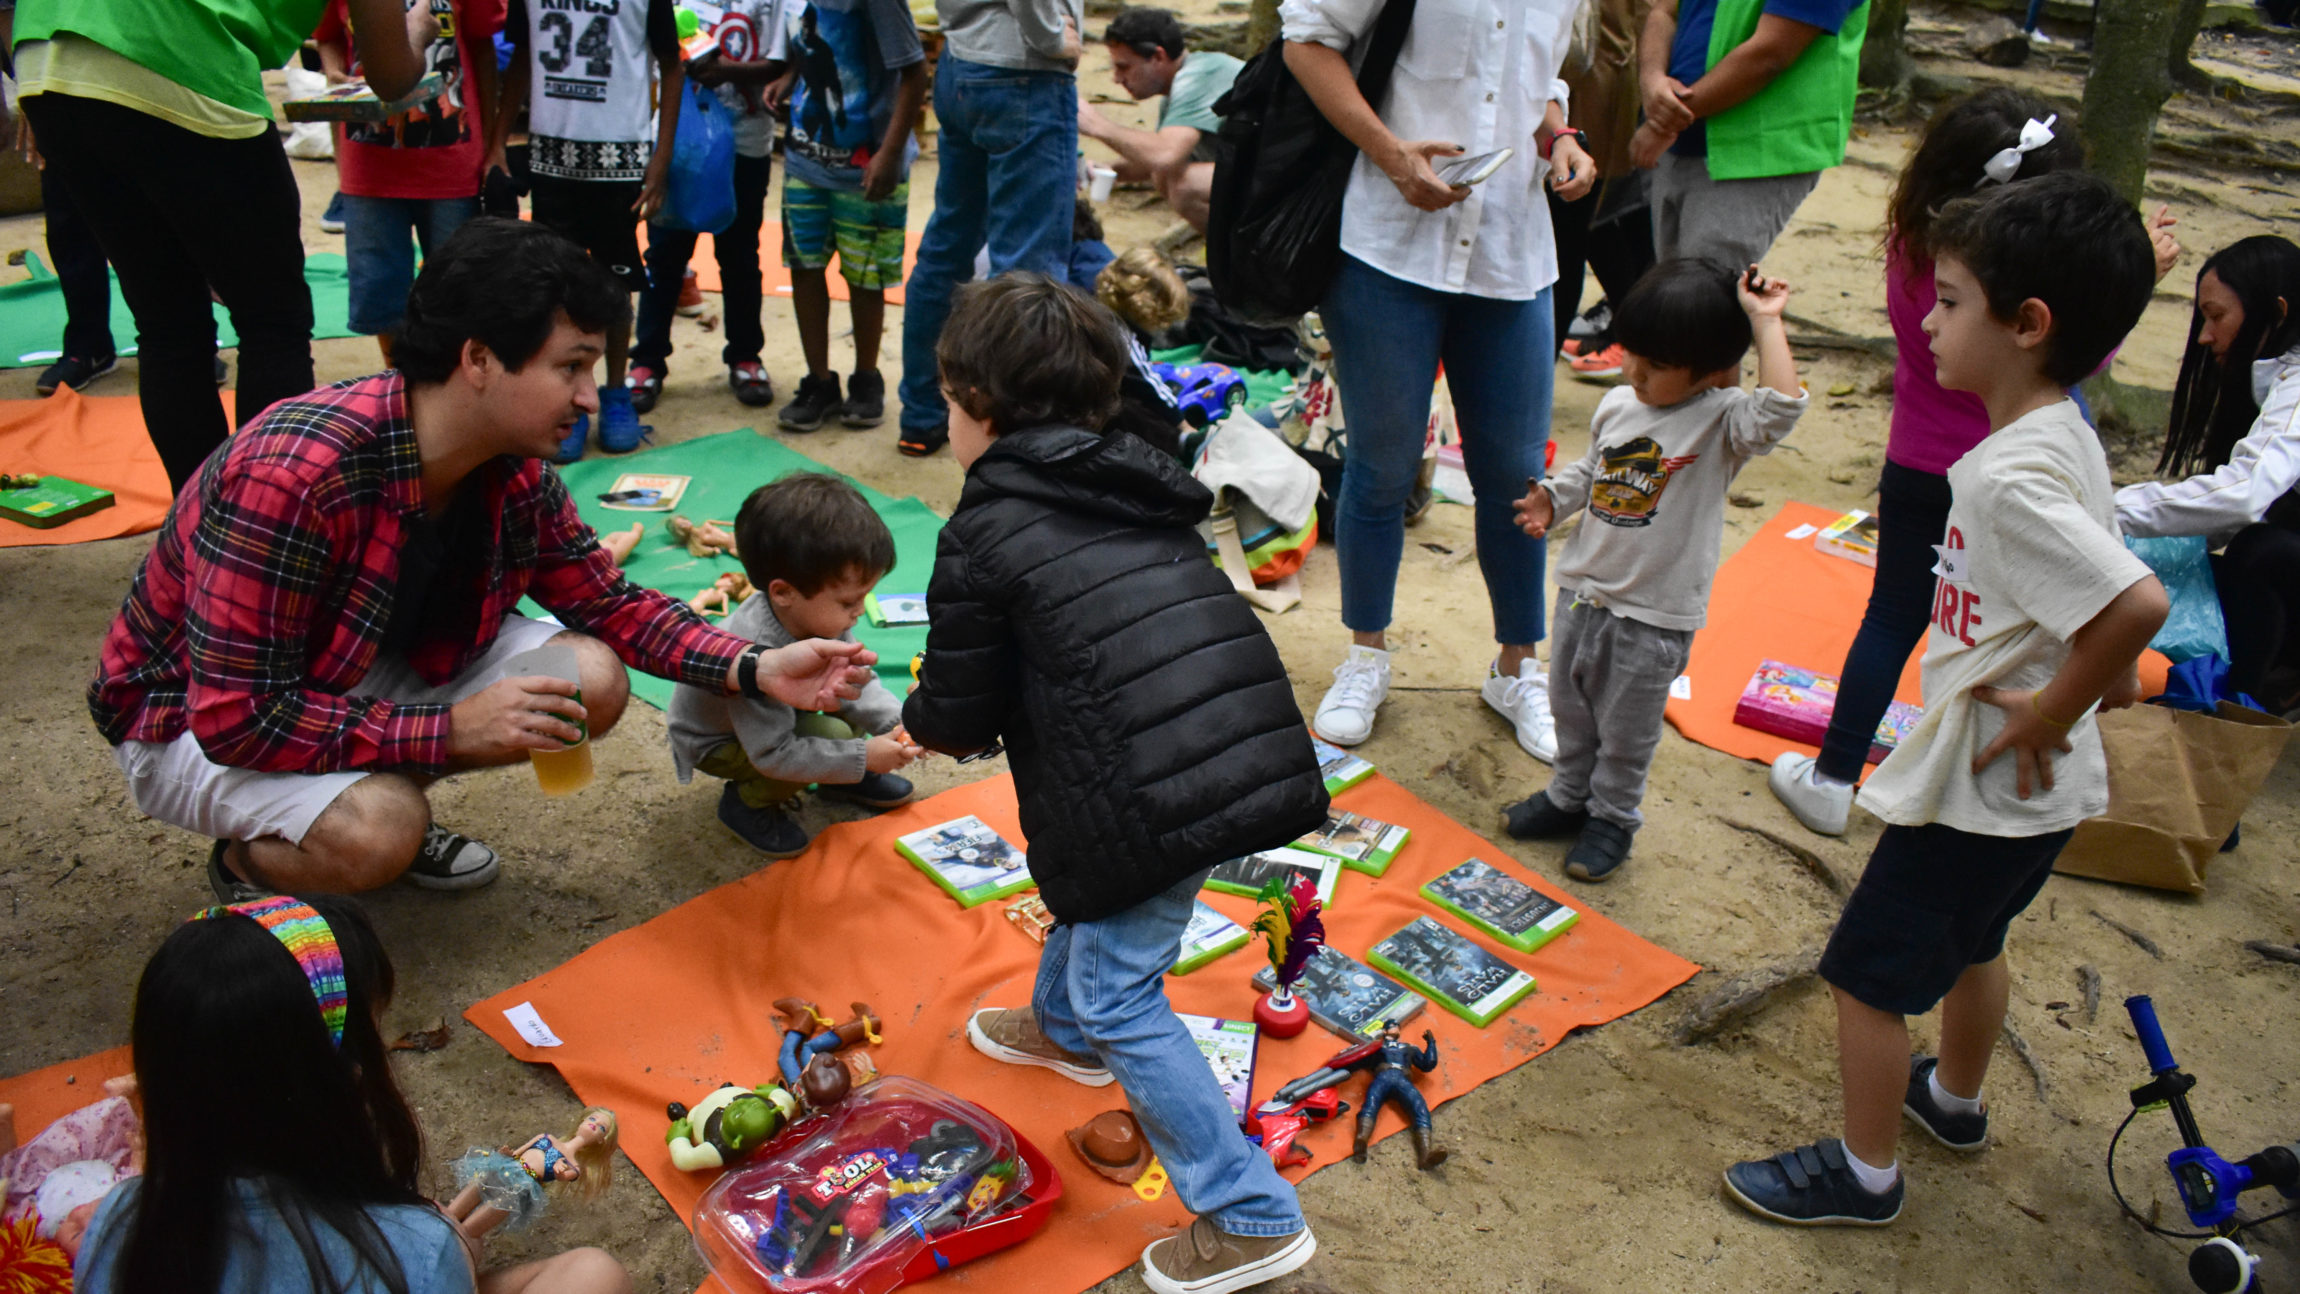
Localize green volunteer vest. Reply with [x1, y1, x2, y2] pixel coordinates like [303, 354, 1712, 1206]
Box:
[12, 0, 328, 119]
[1701, 0, 1869, 182]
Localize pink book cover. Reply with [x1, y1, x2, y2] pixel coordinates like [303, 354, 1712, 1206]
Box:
[1732, 660, 1921, 765]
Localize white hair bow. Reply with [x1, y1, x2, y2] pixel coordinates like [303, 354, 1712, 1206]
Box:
[1980, 115, 2058, 186]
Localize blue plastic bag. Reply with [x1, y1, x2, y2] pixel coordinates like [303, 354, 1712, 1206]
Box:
[2125, 534, 2228, 665]
[658, 84, 735, 234]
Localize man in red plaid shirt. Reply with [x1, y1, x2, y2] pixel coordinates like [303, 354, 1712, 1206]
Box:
[90, 218, 875, 900]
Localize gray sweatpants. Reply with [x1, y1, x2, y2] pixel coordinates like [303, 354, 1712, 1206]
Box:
[1650, 150, 1821, 270]
[1544, 592, 1695, 831]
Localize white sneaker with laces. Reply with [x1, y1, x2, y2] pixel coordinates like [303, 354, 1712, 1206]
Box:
[1313, 645, 1391, 746]
[1769, 753, 1854, 837]
[1482, 658, 1556, 763]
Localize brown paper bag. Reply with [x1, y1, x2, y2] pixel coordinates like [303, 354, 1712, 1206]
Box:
[2054, 701, 2292, 894]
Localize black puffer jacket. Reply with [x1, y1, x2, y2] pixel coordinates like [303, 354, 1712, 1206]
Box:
[902, 426, 1329, 923]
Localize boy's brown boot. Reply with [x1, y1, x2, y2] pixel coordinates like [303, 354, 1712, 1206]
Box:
[1140, 1216, 1317, 1294]
[965, 1008, 1113, 1087]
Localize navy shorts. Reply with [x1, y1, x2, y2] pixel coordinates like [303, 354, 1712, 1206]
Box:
[1818, 822, 2075, 1016]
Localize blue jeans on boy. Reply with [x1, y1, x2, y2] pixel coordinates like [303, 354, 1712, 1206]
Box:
[897, 54, 1077, 440]
[342, 194, 483, 336]
[1321, 254, 1555, 645]
[1031, 869, 1303, 1237]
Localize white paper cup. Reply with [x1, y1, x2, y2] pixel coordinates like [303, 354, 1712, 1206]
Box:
[1089, 165, 1117, 204]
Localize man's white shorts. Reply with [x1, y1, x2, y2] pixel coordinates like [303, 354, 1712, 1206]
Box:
[115, 616, 566, 845]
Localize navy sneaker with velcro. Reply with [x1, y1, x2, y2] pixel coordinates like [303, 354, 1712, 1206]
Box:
[1904, 1056, 1989, 1151]
[1723, 1138, 1904, 1227]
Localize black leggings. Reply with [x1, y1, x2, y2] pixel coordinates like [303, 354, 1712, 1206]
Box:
[1817, 461, 1954, 783]
[2214, 522, 2300, 702]
[1548, 181, 1655, 346]
[23, 93, 315, 495]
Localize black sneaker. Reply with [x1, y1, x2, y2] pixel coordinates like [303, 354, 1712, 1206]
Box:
[778, 373, 842, 432]
[1503, 788, 1587, 840]
[214, 355, 229, 386]
[897, 423, 948, 457]
[1564, 818, 1635, 882]
[1903, 1056, 1988, 1152]
[718, 783, 811, 857]
[818, 770, 914, 809]
[403, 824, 500, 891]
[1723, 1139, 1904, 1227]
[35, 353, 118, 396]
[207, 840, 274, 905]
[841, 369, 886, 428]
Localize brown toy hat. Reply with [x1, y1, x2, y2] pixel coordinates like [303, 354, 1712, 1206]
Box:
[1065, 1110, 1152, 1185]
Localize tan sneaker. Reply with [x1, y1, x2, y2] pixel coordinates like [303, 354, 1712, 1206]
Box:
[965, 1008, 1114, 1086]
[1141, 1216, 1316, 1294]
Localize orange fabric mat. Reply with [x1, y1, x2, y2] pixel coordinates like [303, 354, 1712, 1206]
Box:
[1667, 502, 2170, 776]
[467, 773, 1697, 1294]
[0, 387, 208, 548]
[0, 1046, 134, 1146]
[644, 224, 922, 304]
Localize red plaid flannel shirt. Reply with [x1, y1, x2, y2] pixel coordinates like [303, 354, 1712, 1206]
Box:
[90, 373, 751, 773]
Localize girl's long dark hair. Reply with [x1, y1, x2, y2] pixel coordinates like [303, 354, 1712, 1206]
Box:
[99, 895, 430, 1294]
[2159, 235, 2300, 476]
[1886, 86, 2083, 260]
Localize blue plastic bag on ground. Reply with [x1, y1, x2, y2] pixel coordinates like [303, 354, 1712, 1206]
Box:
[2124, 534, 2228, 664]
[658, 84, 735, 234]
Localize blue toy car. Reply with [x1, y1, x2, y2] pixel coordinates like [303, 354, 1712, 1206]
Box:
[1151, 361, 1249, 428]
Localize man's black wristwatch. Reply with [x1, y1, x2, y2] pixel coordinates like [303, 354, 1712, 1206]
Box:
[735, 645, 767, 699]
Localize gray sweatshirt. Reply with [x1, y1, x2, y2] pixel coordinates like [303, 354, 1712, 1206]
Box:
[1544, 383, 1809, 632]
[667, 594, 904, 786]
[938, 0, 1082, 73]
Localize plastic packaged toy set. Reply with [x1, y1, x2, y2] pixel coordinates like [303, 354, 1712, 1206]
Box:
[693, 1077, 1061, 1294]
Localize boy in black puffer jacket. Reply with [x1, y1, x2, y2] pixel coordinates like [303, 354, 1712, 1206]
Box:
[903, 274, 1327, 1294]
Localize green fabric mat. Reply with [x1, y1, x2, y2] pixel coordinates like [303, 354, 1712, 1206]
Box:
[1150, 344, 1296, 410]
[534, 430, 945, 712]
[0, 251, 359, 368]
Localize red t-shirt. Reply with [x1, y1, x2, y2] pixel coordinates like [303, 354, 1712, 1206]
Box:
[317, 0, 507, 200]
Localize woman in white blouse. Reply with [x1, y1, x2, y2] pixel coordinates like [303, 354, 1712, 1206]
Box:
[1280, 0, 1596, 758]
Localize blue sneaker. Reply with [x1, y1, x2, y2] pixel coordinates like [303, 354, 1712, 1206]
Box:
[1723, 1139, 1903, 1227]
[818, 771, 914, 809]
[554, 413, 590, 465]
[599, 386, 648, 453]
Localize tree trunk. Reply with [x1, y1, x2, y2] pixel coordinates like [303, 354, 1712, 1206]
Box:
[1859, 0, 1913, 91]
[2169, 0, 2212, 90]
[2082, 0, 2178, 206]
[1246, 0, 1281, 59]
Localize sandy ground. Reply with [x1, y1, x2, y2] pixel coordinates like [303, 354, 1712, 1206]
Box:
[5, 7, 2300, 1291]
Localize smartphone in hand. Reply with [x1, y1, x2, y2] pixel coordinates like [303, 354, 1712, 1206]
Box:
[1437, 147, 1513, 188]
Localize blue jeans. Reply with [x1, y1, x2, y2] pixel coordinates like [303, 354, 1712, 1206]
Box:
[1322, 254, 1555, 644]
[1815, 461, 1950, 783]
[342, 194, 483, 336]
[897, 55, 1077, 436]
[1032, 870, 1303, 1237]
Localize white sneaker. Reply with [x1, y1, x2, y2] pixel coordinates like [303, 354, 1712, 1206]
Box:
[1482, 658, 1556, 763]
[1769, 753, 1853, 837]
[1313, 645, 1391, 746]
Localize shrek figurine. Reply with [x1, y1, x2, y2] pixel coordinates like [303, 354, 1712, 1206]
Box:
[666, 1082, 799, 1172]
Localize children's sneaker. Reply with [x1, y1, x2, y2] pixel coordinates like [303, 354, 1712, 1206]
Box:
[1903, 1056, 1989, 1152]
[729, 360, 774, 408]
[1566, 342, 1627, 379]
[779, 373, 843, 432]
[1140, 1217, 1317, 1294]
[626, 363, 663, 414]
[965, 1008, 1115, 1086]
[321, 191, 347, 234]
[676, 267, 706, 316]
[1482, 658, 1556, 762]
[1314, 645, 1391, 746]
[818, 770, 914, 809]
[717, 784, 812, 858]
[1502, 788, 1587, 840]
[1723, 1139, 1904, 1227]
[896, 423, 949, 457]
[1769, 753, 1853, 837]
[36, 352, 118, 396]
[554, 413, 591, 465]
[598, 386, 649, 453]
[841, 369, 886, 428]
[403, 824, 501, 890]
[207, 840, 275, 905]
[1563, 818, 1634, 882]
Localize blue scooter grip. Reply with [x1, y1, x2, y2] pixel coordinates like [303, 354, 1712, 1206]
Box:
[2127, 994, 2179, 1075]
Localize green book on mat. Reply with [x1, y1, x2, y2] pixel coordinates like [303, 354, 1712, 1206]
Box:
[1172, 900, 1251, 974]
[895, 816, 1034, 908]
[1293, 809, 1410, 876]
[1367, 916, 1537, 1027]
[0, 476, 113, 529]
[1420, 857, 1579, 953]
[1202, 847, 1339, 904]
[1310, 738, 1375, 795]
[865, 592, 929, 627]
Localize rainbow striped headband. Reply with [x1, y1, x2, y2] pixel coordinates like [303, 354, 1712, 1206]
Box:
[192, 897, 349, 1049]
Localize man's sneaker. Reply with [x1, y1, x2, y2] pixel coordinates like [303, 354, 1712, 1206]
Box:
[207, 840, 274, 905]
[1140, 1217, 1316, 1294]
[1769, 753, 1853, 837]
[818, 770, 914, 809]
[718, 784, 812, 858]
[1564, 818, 1634, 882]
[1313, 645, 1391, 746]
[896, 423, 949, 456]
[598, 387, 648, 453]
[1903, 1056, 1989, 1152]
[729, 360, 774, 408]
[1482, 658, 1556, 762]
[404, 825, 501, 891]
[842, 369, 886, 428]
[1502, 788, 1587, 840]
[1566, 299, 1611, 343]
[676, 267, 706, 316]
[555, 413, 591, 465]
[1566, 342, 1627, 379]
[321, 191, 347, 235]
[626, 363, 663, 414]
[1723, 1139, 1904, 1227]
[36, 353, 117, 396]
[778, 373, 842, 432]
[965, 1007, 1114, 1086]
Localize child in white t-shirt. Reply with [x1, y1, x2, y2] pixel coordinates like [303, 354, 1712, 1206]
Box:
[1723, 171, 2169, 1229]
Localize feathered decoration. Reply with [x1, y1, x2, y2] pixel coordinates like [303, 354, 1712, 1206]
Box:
[1250, 872, 1326, 992]
[0, 1213, 74, 1294]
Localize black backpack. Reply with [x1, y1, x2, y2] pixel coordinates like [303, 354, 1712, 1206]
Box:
[1204, 0, 1419, 324]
